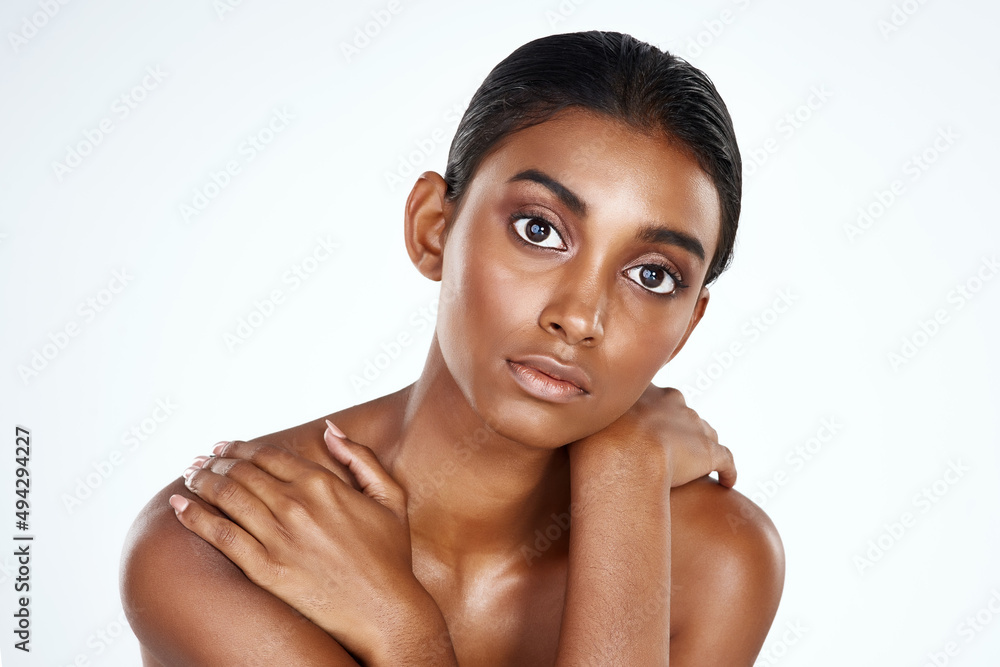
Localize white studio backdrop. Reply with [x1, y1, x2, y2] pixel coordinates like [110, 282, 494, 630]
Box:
[1, 0, 998, 665]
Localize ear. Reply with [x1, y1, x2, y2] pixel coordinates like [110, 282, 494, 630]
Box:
[403, 171, 451, 282]
[665, 287, 710, 364]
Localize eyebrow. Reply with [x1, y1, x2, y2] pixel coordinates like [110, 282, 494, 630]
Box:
[507, 168, 707, 263]
[636, 226, 706, 262]
[508, 169, 586, 218]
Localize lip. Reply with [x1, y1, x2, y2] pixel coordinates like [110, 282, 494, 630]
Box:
[506, 354, 591, 403]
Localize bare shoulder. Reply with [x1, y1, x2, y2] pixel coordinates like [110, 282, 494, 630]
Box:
[669, 477, 785, 666]
[261, 389, 407, 466]
[119, 413, 366, 666]
[671, 476, 785, 567]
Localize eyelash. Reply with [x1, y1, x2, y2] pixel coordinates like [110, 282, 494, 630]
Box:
[506, 208, 690, 298]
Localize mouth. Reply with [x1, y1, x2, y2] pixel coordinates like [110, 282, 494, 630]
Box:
[506, 355, 591, 403]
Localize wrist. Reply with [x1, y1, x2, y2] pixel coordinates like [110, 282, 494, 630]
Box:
[569, 432, 670, 490]
[358, 578, 458, 667]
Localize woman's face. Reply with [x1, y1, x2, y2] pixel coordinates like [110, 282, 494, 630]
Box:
[434, 108, 722, 448]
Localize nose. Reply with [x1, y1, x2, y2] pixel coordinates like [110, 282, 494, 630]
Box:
[538, 271, 606, 346]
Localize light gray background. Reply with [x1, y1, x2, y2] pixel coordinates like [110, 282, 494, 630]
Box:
[1, 1, 998, 665]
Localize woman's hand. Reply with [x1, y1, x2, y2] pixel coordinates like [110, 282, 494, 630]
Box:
[569, 383, 735, 489]
[169, 421, 457, 666]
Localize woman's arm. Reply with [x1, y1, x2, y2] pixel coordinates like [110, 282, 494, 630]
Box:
[554, 386, 784, 666]
[120, 477, 360, 666]
[555, 435, 674, 665]
[131, 426, 459, 666]
[120, 428, 454, 667]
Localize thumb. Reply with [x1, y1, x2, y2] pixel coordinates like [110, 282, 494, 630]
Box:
[324, 420, 407, 521]
[714, 443, 737, 488]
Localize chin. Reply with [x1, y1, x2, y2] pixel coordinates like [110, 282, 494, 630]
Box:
[473, 395, 604, 451]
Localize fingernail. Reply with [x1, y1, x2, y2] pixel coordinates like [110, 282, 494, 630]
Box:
[182, 466, 197, 480]
[212, 441, 229, 455]
[191, 455, 209, 469]
[325, 419, 346, 438]
[169, 495, 189, 513]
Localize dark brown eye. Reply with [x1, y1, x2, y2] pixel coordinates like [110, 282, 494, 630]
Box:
[526, 220, 549, 242]
[626, 264, 677, 295]
[512, 217, 566, 249]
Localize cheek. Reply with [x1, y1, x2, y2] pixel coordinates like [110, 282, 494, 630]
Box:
[449, 230, 543, 336]
[436, 230, 537, 381]
[600, 301, 692, 393]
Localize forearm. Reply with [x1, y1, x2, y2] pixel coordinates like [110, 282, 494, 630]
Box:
[358, 583, 459, 667]
[555, 444, 672, 666]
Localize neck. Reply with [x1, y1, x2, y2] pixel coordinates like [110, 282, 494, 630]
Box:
[380, 336, 570, 569]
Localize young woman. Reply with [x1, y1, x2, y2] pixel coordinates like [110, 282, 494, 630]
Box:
[120, 30, 784, 666]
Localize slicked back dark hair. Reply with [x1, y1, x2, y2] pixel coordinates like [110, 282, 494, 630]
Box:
[442, 30, 741, 286]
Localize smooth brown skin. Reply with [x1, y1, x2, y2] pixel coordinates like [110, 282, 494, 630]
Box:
[121, 108, 784, 665]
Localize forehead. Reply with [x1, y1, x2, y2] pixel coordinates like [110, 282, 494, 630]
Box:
[468, 108, 721, 253]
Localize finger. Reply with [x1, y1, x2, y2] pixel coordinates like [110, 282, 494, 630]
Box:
[324, 420, 407, 520]
[703, 422, 719, 445]
[180, 458, 228, 519]
[213, 440, 314, 483]
[169, 493, 272, 579]
[662, 385, 687, 406]
[215, 438, 360, 492]
[713, 444, 737, 488]
[200, 455, 291, 510]
[184, 464, 279, 543]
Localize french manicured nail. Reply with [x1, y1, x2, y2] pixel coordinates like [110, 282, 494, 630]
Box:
[325, 419, 346, 438]
[191, 455, 209, 469]
[182, 466, 197, 480]
[212, 441, 230, 455]
[169, 494, 189, 513]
